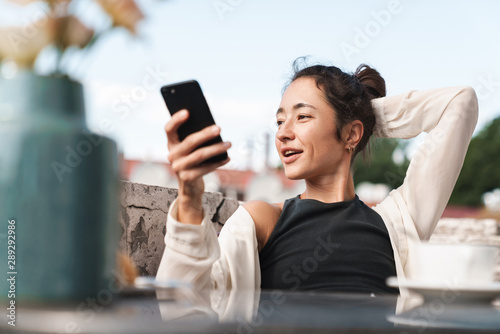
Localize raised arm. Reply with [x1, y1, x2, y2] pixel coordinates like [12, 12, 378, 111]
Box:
[372, 86, 478, 240]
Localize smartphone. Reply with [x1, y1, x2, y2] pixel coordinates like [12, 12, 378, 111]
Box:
[161, 80, 228, 165]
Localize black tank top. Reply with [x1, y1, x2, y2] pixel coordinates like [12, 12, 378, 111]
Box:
[259, 195, 398, 294]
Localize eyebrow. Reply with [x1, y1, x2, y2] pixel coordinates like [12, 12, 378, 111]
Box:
[276, 102, 316, 116]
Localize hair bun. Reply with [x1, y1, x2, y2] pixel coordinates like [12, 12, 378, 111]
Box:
[354, 64, 386, 99]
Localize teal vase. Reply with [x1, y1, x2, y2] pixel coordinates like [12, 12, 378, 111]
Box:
[0, 71, 119, 303]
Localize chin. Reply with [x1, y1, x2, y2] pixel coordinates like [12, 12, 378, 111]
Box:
[283, 166, 306, 180]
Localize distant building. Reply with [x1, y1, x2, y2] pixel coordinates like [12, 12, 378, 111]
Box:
[122, 159, 303, 202]
[121, 158, 487, 219]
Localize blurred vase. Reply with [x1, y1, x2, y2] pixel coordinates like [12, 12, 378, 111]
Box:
[0, 71, 119, 303]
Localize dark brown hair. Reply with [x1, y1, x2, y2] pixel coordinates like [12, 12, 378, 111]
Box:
[289, 59, 386, 161]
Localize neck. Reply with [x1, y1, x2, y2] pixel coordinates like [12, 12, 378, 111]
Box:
[301, 161, 355, 203]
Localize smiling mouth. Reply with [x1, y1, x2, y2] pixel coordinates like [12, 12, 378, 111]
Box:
[283, 150, 303, 157]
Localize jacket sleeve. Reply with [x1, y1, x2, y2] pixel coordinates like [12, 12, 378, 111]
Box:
[372, 86, 478, 240]
[156, 197, 260, 320]
[372, 86, 478, 279]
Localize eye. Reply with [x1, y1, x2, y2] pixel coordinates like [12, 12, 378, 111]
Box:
[298, 115, 310, 120]
[276, 119, 284, 126]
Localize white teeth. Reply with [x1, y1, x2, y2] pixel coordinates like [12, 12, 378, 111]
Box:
[284, 150, 297, 157]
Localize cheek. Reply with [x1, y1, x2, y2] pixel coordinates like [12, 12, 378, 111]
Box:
[315, 132, 343, 155]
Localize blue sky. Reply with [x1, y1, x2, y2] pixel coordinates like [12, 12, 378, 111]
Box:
[2, 0, 500, 171]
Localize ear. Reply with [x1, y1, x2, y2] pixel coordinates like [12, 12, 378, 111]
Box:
[342, 120, 364, 147]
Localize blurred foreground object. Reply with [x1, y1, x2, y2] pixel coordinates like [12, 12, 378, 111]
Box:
[0, 71, 119, 302]
[0, 16, 55, 68]
[117, 252, 138, 285]
[0, 0, 144, 74]
[96, 0, 144, 35]
[0, 0, 153, 303]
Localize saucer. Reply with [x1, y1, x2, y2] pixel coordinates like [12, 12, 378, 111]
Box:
[386, 277, 500, 303]
[388, 302, 500, 330]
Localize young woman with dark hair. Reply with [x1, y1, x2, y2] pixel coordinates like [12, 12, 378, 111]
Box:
[157, 60, 478, 310]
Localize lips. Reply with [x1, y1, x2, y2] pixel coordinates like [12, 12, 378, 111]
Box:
[281, 147, 303, 164]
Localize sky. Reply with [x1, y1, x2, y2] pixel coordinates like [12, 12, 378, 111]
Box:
[1, 0, 500, 171]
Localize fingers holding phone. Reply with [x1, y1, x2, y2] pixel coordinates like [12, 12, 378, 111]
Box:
[169, 133, 231, 182]
[163, 108, 230, 225]
[161, 80, 229, 164]
[161, 81, 230, 224]
[172, 140, 231, 176]
[165, 109, 231, 172]
[164, 108, 189, 145]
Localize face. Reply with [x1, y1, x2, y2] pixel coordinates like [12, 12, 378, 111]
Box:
[275, 77, 346, 180]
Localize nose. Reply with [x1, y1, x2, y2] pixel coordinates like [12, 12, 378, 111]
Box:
[276, 120, 294, 142]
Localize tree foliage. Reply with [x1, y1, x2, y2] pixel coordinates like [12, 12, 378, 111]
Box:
[353, 117, 500, 207]
[449, 117, 500, 206]
[353, 138, 410, 190]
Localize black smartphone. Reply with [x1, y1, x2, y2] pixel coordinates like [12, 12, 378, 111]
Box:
[161, 80, 228, 165]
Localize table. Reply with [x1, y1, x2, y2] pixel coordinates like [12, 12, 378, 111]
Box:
[1, 288, 500, 333]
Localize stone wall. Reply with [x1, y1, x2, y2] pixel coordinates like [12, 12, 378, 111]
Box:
[120, 181, 500, 280]
[119, 181, 238, 276]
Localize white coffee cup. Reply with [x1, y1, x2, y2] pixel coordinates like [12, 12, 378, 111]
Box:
[414, 243, 499, 286]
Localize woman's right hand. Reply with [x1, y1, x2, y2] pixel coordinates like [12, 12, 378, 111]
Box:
[165, 109, 231, 224]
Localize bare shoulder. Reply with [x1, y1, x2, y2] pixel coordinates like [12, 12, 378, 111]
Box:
[243, 200, 282, 223]
[243, 200, 282, 251]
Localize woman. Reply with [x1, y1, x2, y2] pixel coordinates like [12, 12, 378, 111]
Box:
[156, 61, 478, 308]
